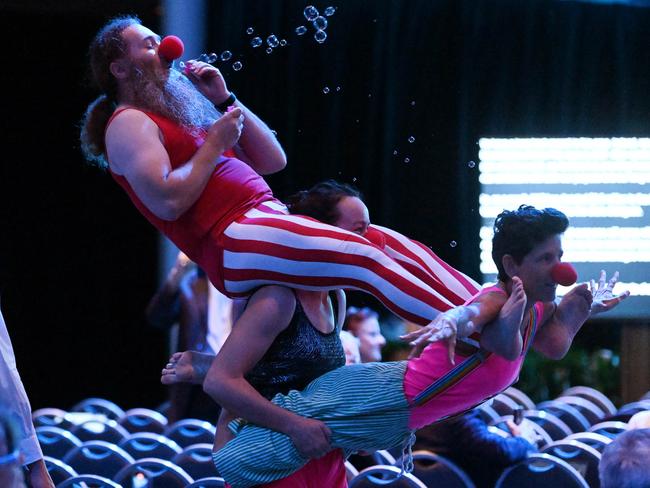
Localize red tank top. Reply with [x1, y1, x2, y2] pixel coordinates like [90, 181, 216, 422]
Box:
[106, 109, 278, 286]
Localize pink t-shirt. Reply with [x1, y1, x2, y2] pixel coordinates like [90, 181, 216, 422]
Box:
[403, 286, 543, 430]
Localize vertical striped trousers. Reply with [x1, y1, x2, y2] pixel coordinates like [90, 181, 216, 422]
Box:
[219, 202, 480, 325]
[213, 362, 411, 488]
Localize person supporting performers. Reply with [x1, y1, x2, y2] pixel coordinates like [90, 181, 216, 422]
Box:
[209, 205, 629, 488]
[79, 16, 478, 330]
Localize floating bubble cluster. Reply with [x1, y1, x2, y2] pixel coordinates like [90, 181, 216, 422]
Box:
[184, 4, 338, 74]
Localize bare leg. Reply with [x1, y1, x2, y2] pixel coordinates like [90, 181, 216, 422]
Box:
[161, 351, 215, 385]
[498, 276, 527, 330]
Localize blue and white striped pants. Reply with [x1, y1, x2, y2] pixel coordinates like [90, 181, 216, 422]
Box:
[213, 361, 411, 488]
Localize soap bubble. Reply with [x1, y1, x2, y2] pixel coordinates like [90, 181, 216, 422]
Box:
[304, 5, 319, 21]
[450, 240, 457, 248]
[408, 136, 415, 143]
[467, 160, 476, 168]
[220, 50, 232, 62]
[251, 37, 262, 48]
[246, 27, 254, 35]
[314, 30, 327, 43]
[266, 35, 279, 48]
[324, 6, 336, 16]
[232, 61, 243, 71]
[322, 86, 330, 94]
[313, 16, 328, 30]
[295, 25, 307, 35]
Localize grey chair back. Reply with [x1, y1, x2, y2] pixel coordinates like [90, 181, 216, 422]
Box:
[495, 453, 589, 488]
[36, 426, 82, 460]
[113, 457, 194, 487]
[62, 440, 135, 479]
[349, 465, 427, 488]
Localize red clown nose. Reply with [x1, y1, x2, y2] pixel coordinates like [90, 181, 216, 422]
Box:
[551, 262, 578, 286]
[159, 35, 184, 61]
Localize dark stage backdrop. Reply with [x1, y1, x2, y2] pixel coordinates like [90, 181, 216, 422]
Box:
[0, 0, 648, 409]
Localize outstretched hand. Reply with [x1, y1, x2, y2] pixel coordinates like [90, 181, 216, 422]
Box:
[400, 308, 478, 364]
[589, 270, 630, 314]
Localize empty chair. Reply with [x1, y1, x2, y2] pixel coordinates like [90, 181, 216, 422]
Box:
[564, 432, 612, 453]
[554, 396, 605, 425]
[113, 457, 194, 487]
[164, 419, 216, 448]
[186, 477, 227, 488]
[588, 420, 629, 439]
[349, 465, 427, 487]
[71, 419, 130, 444]
[43, 456, 78, 485]
[63, 440, 135, 479]
[119, 432, 182, 460]
[33, 407, 74, 430]
[522, 409, 573, 441]
[495, 453, 589, 488]
[608, 400, 650, 422]
[537, 400, 591, 433]
[393, 450, 476, 488]
[57, 474, 122, 487]
[36, 426, 82, 460]
[491, 394, 521, 416]
[172, 443, 218, 480]
[541, 439, 601, 488]
[71, 398, 126, 421]
[503, 387, 536, 410]
[562, 386, 617, 417]
[119, 408, 168, 434]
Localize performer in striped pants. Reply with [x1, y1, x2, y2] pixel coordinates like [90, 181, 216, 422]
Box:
[209, 206, 628, 487]
[82, 17, 478, 330]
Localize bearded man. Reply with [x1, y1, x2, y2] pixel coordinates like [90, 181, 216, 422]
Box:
[79, 16, 483, 342]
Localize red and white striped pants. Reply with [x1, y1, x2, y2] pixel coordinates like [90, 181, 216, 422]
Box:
[219, 201, 480, 325]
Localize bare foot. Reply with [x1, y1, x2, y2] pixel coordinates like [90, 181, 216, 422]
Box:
[499, 276, 527, 330]
[161, 351, 215, 385]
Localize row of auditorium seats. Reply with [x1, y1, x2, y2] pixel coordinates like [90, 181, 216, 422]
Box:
[33, 386, 649, 487]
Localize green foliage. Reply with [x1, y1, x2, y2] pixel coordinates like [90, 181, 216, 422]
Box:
[517, 347, 621, 406]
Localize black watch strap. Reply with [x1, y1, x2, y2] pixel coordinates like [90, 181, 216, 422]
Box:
[215, 92, 237, 112]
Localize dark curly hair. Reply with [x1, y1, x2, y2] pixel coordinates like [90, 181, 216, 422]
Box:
[492, 205, 569, 282]
[286, 180, 362, 223]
